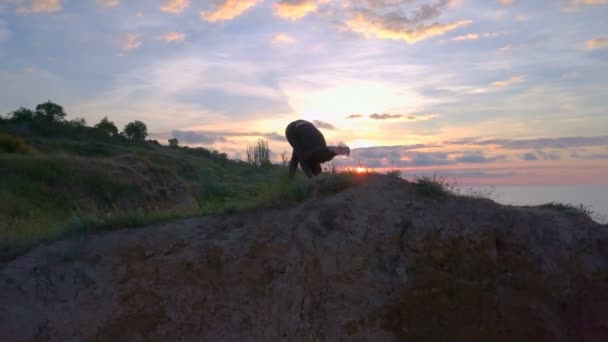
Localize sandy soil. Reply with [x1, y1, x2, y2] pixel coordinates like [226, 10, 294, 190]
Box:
[1, 175, 607, 341]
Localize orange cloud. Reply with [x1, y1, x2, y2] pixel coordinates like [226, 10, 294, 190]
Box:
[160, 0, 189, 14]
[346, 12, 472, 43]
[499, 0, 514, 5]
[586, 36, 608, 49]
[162, 32, 186, 43]
[272, 33, 296, 44]
[97, 0, 119, 7]
[492, 75, 527, 87]
[16, 0, 61, 13]
[452, 33, 479, 41]
[451, 32, 498, 41]
[274, 0, 317, 20]
[200, 0, 260, 22]
[120, 33, 141, 50]
[571, 0, 608, 4]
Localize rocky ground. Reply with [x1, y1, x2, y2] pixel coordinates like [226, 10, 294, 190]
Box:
[1, 175, 607, 341]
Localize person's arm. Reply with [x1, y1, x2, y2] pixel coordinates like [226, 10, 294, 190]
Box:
[300, 160, 314, 178]
[288, 150, 299, 179]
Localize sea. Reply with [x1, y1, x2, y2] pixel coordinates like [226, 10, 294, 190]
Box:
[456, 185, 608, 224]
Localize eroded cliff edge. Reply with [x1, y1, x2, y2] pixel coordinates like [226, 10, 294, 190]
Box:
[1, 175, 607, 341]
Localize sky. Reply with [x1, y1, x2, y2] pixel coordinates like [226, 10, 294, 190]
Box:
[0, 0, 607, 185]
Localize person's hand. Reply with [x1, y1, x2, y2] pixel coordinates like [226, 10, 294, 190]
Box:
[329, 145, 350, 156]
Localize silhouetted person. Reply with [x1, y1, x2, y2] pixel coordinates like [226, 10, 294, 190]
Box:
[285, 119, 350, 179]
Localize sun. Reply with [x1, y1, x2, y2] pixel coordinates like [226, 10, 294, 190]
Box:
[355, 167, 366, 173]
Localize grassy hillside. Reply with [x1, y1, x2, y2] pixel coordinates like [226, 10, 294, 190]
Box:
[0, 117, 360, 261]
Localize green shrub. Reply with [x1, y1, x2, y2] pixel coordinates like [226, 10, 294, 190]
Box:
[0, 133, 33, 154]
[386, 169, 402, 178]
[539, 202, 594, 219]
[414, 172, 456, 197]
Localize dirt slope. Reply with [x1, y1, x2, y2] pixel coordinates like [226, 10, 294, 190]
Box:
[1, 175, 607, 341]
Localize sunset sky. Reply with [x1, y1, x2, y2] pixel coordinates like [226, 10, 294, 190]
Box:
[1, 0, 607, 185]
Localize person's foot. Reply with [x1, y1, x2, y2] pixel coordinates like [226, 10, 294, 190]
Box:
[329, 145, 350, 156]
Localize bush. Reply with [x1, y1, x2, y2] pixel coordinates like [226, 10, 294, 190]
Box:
[0, 133, 33, 154]
[35, 101, 67, 122]
[540, 202, 594, 219]
[94, 116, 119, 137]
[386, 169, 402, 178]
[414, 172, 455, 197]
[7, 107, 35, 122]
[123, 121, 148, 141]
[246, 139, 271, 167]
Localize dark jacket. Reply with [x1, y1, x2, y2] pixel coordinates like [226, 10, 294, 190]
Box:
[285, 120, 337, 178]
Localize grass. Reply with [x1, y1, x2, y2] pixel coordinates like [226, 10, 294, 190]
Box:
[386, 169, 402, 178]
[538, 202, 595, 220]
[0, 132, 35, 154]
[413, 172, 456, 197]
[0, 134, 367, 261]
[412, 171, 498, 200]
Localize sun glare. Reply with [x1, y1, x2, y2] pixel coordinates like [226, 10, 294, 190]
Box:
[356, 167, 366, 173]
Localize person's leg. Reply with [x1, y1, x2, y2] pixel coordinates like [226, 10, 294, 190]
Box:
[300, 159, 314, 178]
[288, 150, 299, 179]
[312, 163, 322, 176]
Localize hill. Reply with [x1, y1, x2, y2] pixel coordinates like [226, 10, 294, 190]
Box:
[1, 112, 324, 261]
[1, 175, 606, 341]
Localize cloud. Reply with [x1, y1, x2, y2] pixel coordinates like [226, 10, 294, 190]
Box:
[499, 44, 512, 52]
[404, 169, 518, 180]
[499, 0, 514, 5]
[161, 32, 186, 43]
[491, 75, 526, 87]
[520, 150, 559, 161]
[450, 32, 498, 41]
[561, 71, 580, 79]
[408, 152, 452, 166]
[120, 33, 142, 50]
[172, 130, 228, 144]
[445, 136, 608, 150]
[586, 36, 608, 49]
[370, 113, 402, 120]
[16, 0, 61, 13]
[97, 0, 119, 8]
[329, 145, 509, 169]
[571, 0, 608, 5]
[346, 11, 472, 43]
[313, 120, 335, 130]
[564, 0, 608, 11]
[455, 152, 503, 163]
[346, 114, 364, 119]
[201, 0, 260, 22]
[274, 0, 317, 20]
[272, 33, 296, 44]
[451, 33, 478, 41]
[406, 113, 439, 121]
[161, 0, 189, 14]
[0, 20, 10, 42]
[171, 130, 286, 145]
[571, 151, 608, 160]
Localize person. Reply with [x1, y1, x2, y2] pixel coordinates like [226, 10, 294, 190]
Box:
[285, 119, 350, 179]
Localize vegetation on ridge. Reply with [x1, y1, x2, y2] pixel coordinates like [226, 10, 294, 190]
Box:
[0, 101, 364, 261]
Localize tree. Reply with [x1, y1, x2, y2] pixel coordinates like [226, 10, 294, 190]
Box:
[35, 101, 66, 122]
[66, 117, 87, 128]
[123, 120, 148, 141]
[8, 107, 35, 122]
[246, 138, 271, 167]
[94, 116, 119, 137]
[168, 137, 179, 148]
